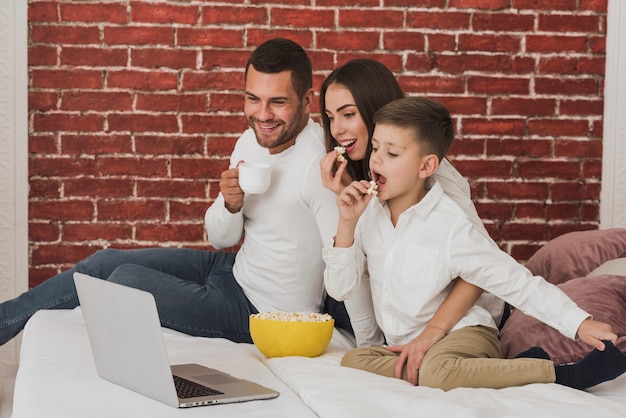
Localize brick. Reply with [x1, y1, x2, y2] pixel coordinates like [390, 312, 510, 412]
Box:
[551, 181, 600, 201]
[130, 2, 199, 24]
[404, 53, 434, 72]
[501, 222, 549, 241]
[30, 157, 94, 177]
[527, 119, 589, 137]
[427, 34, 457, 52]
[526, 35, 588, 53]
[400, 76, 465, 94]
[177, 28, 244, 48]
[29, 135, 58, 154]
[339, 10, 403, 28]
[512, 0, 578, 11]
[181, 114, 247, 135]
[202, 50, 251, 70]
[202, 5, 267, 25]
[107, 113, 179, 133]
[467, 76, 529, 95]
[32, 69, 103, 89]
[448, 137, 485, 156]
[485, 181, 550, 199]
[209, 93, 244, 113]
[135, 135, 205, 155]
[63, 223, 134, 241]
[559, 99, 603, 116]
[182, 70, 243, 91]
[29, 91, 58, 111]
[28, 45, 57, 66]
[245, 30, 313, 49]
[316, 31, 380, 51]
[458, 34, 520, 52]
[383, 32, 426, 52]
[517, 160, 580, 179]
[30, 25, 100, 45]
[582, 159, 602, 178]
[434, 97, 488, 116]
[206, 136, 238, 157]
[548, 223, 598, 240]
[131, 48, 197, 70]
[29, 222, 61, 242]
[60, 3, 128, 23]
[61, 91, 133, 111]
[461, 118, 527, 136]
[171, 158, 229, 179]
[510, 243, 542, 263]
[136, 224, 206, 242]
[554, 139, 601, 158]
[29, 179, 61, 199]
[454, 160, 513, 177]
[534, 78, 598, 95]
[474, 202, 514, 220]
[94, 157, 168, 177]
[104, 26, 174, 46]
[31, 244, 103, 265]
[62, 134, 132, 155]
[407, 11, 470, 30]
[107, 70, 178, 90]
[137, 180, 206, 198]
[29, 1, 59, 22]
[273, 8, 335, 28]
[98, 200, 166, 221]
[33, 113, 104, 133]
[472, 12, 535, 32]
[538, 15, 600, 33]
[491, 98, 556, 116]
[450, 0, 511, 8]
[314, 0, 378, 5]
[29, 200, 94, 221]
[61, 47, 128, 67]
[485, 138, 552, 157]
[135, 93, 207, 112]
[170, 201, 210, 222]
[580, 0, 608, 12]
[435, 54, 534, 74]
[64, 179, 134, 198]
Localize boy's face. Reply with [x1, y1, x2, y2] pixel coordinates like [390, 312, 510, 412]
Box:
[244, 65, 312, 155]
[369, 123, 431, 205]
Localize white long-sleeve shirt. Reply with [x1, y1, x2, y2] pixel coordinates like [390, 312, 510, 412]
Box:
[205, 119, 339, 314]
[323, 179, 589, 346]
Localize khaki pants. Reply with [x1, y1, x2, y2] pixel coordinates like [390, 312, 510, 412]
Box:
[341, 326, 555, 390]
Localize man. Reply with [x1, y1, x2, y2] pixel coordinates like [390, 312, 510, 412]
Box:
[0, 38, 345, 346]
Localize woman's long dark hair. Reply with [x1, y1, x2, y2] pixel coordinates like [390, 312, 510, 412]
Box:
[319, 59, 404, 181]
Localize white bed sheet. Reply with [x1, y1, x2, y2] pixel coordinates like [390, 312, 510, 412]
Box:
[14, 308, 626, 418]
[12, 308, 315, 418]
[264, 339, 626, 418]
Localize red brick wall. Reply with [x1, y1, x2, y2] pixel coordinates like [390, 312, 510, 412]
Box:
[27, 0, 608, 287]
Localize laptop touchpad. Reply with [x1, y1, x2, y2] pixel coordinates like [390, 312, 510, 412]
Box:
[194, 374, 240, 385]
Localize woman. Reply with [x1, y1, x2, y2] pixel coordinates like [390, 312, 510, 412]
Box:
[318, 59, 507, 378]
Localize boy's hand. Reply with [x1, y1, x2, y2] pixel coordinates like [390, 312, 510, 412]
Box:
[386, 326, 447, 386]
[576, 318, 618, 351]
[320, 151, 351, 195]
[219, 160, 245, 213]
[337, 180, 376, 223]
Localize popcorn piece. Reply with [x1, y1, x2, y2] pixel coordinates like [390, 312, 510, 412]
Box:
[366, 180, 378, 196]
[251, 311, 333, 322]
[334, 146, 346, 162]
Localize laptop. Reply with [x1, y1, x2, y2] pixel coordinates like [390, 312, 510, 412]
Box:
[73, 272, 279, 408]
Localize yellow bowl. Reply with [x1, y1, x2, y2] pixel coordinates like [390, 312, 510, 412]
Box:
[249, 315, 335, 358]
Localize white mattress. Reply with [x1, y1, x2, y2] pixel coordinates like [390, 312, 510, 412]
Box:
[12, 308, 626, 417]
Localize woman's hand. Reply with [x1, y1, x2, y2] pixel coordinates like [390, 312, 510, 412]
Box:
[320, 151, 352, 194]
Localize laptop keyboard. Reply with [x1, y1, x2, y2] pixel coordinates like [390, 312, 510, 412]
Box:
[173, 375, 224, 399]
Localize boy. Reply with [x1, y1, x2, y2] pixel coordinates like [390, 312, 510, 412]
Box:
[323, 96, 626, 390]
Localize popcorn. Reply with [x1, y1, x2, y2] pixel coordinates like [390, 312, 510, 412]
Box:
[251, 311, 333, 322]
[366, 180, 378, 196]
[334, 146, 346, 162]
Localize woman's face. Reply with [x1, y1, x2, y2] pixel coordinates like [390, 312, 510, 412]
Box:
[324, 83, 370, 162]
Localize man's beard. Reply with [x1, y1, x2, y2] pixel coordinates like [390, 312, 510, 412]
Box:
[249, 104, 306, 150]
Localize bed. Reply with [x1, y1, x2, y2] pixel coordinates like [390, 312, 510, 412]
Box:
[10, 229, 626, 417]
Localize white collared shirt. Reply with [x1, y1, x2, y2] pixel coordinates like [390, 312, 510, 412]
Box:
[323, 179, 589, 346]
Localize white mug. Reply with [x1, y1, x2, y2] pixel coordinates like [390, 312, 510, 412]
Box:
[238, 162, 271, 194]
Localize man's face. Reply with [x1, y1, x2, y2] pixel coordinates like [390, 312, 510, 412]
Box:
[244, 65, 312, 154]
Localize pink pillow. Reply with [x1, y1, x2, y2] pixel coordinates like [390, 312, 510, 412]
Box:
[500, 274, 626, 365]
[524, 228, 626, 285]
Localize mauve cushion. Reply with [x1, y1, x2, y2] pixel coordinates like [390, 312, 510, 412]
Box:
[524, 228, 626, 285]
[500, 274, 626, 365]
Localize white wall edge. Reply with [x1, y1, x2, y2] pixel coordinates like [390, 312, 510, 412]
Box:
[601, 0, 626, 229]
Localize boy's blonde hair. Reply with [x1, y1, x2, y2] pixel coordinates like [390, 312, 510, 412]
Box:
[373, 97, 453, 161]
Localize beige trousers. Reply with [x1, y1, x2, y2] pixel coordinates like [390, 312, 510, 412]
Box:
[341, 325, 556, 391]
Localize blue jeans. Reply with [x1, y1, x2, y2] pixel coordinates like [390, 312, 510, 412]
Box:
[0, 248, 258, 345]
